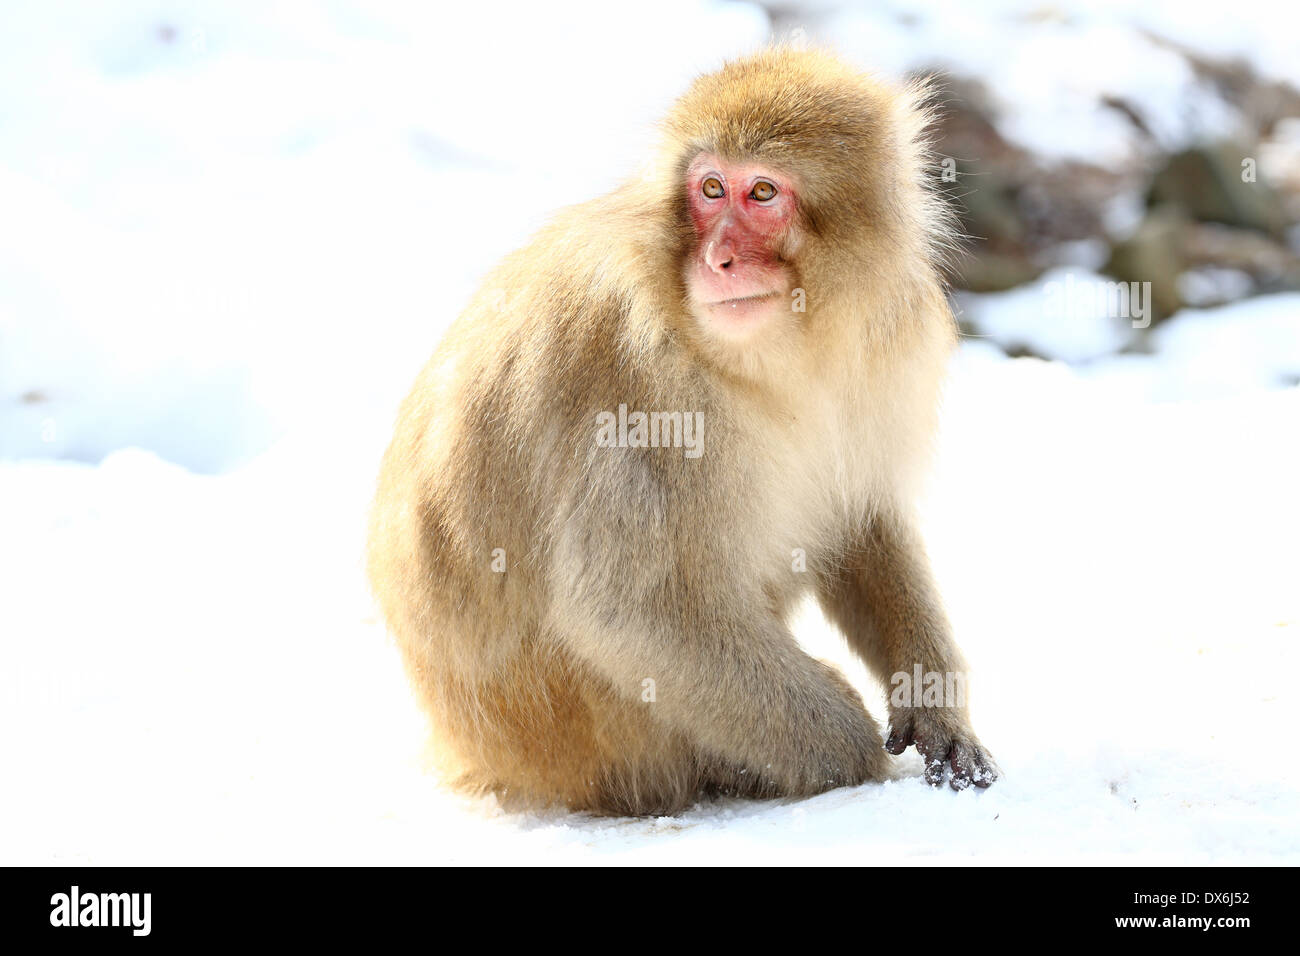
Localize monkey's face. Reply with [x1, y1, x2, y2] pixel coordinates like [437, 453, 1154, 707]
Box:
[683, 152, 800, 342]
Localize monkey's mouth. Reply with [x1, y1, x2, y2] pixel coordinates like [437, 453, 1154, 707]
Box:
[700, 292, 784, 330]
[705, 291, 782, 311]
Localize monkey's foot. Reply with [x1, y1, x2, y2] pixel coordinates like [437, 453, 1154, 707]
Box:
[884, 712, 998, 792]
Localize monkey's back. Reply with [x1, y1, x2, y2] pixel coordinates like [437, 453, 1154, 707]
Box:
[366, 198, 730, 813]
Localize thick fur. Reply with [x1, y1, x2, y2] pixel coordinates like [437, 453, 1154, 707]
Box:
[367, 47, 991, 815]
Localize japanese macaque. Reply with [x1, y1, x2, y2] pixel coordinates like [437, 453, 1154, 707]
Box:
[367, 47, 997, 816]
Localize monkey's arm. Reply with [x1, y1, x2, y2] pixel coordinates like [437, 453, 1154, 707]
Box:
[817, 509, 998, 790]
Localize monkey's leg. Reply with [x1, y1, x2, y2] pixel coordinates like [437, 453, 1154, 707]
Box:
[817, 510, 998, 791]
[562, 606, 890, 801]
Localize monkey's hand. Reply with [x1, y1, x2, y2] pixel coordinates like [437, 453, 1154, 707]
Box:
[884, 708, 998, 791]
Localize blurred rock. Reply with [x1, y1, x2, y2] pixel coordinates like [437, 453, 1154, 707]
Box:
[929, 64, 1300, 333]
[1184, 223, 1300, 292]
[1103, 205, 1189, 325]
[926, 76, 1036, 291]
[1153, 37, 1300, 139]
[1100, 210, 1300, 325]
[1148, 143, 1288, 238]
[960, 250, 1043, 294]
[924, 74, 1139, 293]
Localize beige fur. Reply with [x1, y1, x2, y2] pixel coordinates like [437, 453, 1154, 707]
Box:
[367, 47, 995, 815]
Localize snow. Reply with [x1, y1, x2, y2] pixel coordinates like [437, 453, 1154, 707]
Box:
[956, 267, 1141, 363]
[825, 0, 1300, 165]
[2, 1, 1299, 864]
[1177, 268, 1254, 308]
[3, 342, 1298, 864]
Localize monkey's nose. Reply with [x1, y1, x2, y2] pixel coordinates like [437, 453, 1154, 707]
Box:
[705, 240, 735, 274]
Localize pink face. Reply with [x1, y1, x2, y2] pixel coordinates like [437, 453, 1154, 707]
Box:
[684, 153, 798, 337]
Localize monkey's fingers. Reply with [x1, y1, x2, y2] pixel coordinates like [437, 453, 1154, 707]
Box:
[923, 752, 948, 787]
[948, 741, 998, 792]
[884, 726, 914, 755]
[914, 735, 952, 787]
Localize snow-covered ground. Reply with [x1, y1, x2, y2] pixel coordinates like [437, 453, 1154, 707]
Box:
[3, 339, 1297, 865]
[2, 2, 1298, 864]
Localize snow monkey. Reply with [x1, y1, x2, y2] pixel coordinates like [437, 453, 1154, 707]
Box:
[367, 47, 997, 815]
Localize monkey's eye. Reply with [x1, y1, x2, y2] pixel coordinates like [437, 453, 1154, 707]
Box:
[750, 180, 777, 202]
[701, 177, 724, 199]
